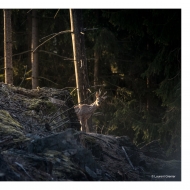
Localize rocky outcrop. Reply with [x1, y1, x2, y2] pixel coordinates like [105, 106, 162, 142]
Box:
[0, 83, 181, 181]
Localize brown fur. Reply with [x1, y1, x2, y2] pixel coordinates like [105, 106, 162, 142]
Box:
[74, 91, 107, 132]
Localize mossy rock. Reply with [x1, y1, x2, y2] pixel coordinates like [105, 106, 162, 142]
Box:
[23, 98, 56, 114]
[83, 136, 97, 144]
[0, 110, 29, 143]
[41, 150, 88, 180]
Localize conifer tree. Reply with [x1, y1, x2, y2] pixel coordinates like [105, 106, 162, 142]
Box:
[31, 9, 39, 89]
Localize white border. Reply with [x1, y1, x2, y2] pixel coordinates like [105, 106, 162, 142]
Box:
[1, 1, 190, 189]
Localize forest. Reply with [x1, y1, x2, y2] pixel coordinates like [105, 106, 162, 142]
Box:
[0, 9, 181, 160]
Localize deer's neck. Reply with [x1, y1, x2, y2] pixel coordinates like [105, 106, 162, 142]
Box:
[90, 102, 98, 112]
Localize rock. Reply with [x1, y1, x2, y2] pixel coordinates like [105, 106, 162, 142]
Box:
[0, 153, 22, 181]
[0, 84, 181, 181]
[27, 128, 79, 153]
[85, 166, 98, 180]
[140, 140, 166, 159]
[0, 110, 30, 150]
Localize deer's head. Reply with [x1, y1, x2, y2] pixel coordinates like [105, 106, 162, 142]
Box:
[95, 89, 107, 106]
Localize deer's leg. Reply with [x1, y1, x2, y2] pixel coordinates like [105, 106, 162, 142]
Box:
[80, 118, 86, 132]
[85, 119, 90, 133]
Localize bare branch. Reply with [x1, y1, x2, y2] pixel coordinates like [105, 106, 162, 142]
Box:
[19, 65, 27, 87]
[39, 33, 57, 42]
[168, 72, 180, 80]
[54, 9, 60, 19]
[15, 162, 33, 180]
[38, 76, 59, 86]
[39, 50, 73, 60]
[33, 30, 72, 53]
[90, 85, 105, 88]
[0, 50, 32, 61]
[0, 49, 74, 61]
[122, 146, 135, 170]
[27, 9, 32, 14]
[13, 50, 32, 57]
[70, 87, 77, 94]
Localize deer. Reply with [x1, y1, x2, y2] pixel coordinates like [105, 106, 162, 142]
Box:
[74, 89, 107, 132]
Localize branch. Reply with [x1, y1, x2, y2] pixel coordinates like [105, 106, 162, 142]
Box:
[168, 72, 180, 80]
[0, 50, 32, 60]
[38, 76, 59, 86]
[19, 65, 27, 87]
[49, 106, 75, 125]
[39, 50, 73, 60]
[90, 85, 105, 88]
[25, 76, 59, 86]
[122, 146, 135, 170]
[52, 120, 69, 130]
[33, 30, 72, 53]
[27, 9, 32, 13]
[39, 33, 57, 42]
[54, 9, 60, 19]
[15, 162, 33, 180]
[0, 49, 74, 61]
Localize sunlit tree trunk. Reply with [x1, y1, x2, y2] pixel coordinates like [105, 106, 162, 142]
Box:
[4, 9, 13, 85]
[31, 9, 39, 89]
[70, 9, 90, 132]
[70, 9, 89, 104]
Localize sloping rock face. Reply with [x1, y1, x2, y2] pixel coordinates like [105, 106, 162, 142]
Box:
[0, 83, 181, 181]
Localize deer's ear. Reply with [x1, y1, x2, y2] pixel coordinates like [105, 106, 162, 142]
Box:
[99, 89, 102, 96]
[96, 91, 99, 97]
[102, 96, 107, 100]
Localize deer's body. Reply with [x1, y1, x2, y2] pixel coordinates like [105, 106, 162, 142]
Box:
[74, 90, 107, 132]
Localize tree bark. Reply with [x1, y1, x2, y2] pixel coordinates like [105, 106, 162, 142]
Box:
[70, 9, 92, 132]
[146, 76, 149, 111]
[31, 9, 39, 89]
[94, 49, 99, 90]
[69, 9, 89, 104]
[27, 11, 32, 70]
[4, 9, 13, 85]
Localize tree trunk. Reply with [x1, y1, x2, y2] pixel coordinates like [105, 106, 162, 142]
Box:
[70, 9, 91, 132]
[27, 11, 32, 70]
[94, 49, 99, 90]
[31, 9, 39, 89]
[146, 76, 149, 111]
[146, 43, 150, 111]
[69, 9, 89, 104]
[4, 9, 13, 85]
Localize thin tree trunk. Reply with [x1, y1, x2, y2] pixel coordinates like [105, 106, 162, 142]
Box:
[94, 49, 99, 90]
[27, 11, 32, 69]
[31, 9, 39, 89]
[4, 9, 13, 85]
[146, 42, 150, 111]
[70, 9, 91, 132]
[94, 11, 100, 91]
[146, 76, 149, 111]
[69, 9, 89, 104]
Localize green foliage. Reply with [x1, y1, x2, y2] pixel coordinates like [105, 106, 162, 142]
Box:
[88, 9, 181, 159]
